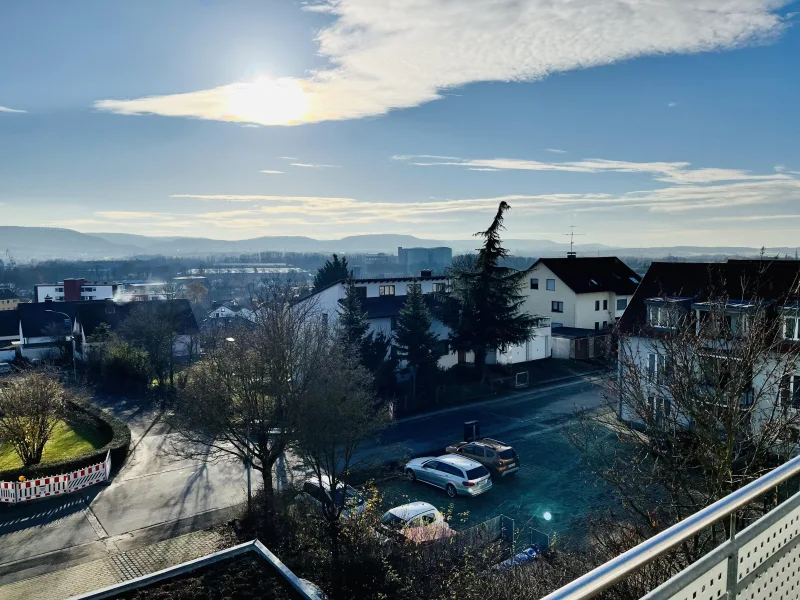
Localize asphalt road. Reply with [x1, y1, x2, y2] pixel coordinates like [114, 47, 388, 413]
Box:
[0, 373, 607, 586]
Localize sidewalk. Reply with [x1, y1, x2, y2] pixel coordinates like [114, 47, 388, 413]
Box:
[0, 528, 224, 600]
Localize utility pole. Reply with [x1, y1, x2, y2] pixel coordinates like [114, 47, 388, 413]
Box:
[563, 225, 585, 257]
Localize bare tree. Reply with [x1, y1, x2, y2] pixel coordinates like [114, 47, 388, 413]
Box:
[170, 284, 329, 529]
[572, 287, 800, 568]
[119, 302, 180, 388]
[0, 371, 67, 466]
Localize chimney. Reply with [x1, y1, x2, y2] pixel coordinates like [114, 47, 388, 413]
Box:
[567, 252, 577, 259]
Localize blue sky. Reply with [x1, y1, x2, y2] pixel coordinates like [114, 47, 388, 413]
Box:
[1, 0, 799, 247]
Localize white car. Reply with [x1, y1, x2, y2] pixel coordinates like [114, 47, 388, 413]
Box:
[378, 502, 455, 544]
[405, 454, 492, 498]
[298, 476, 366, 519]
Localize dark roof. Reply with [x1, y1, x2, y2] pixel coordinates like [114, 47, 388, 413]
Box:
[353, 275, 448, 284]
[75, 299, 199, 337]
[0, 289, 19, 301]
[618, 259, 800, 334]
[533, 257, 640, 295]
[351, 295, 439, 320]
[0, 311, 19, 338]
[19, 301, 82, 338]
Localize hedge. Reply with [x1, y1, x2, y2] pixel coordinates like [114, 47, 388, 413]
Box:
[0, 400, 132, 482]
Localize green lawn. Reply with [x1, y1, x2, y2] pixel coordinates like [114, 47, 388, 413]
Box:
[0, 419, 108, 470]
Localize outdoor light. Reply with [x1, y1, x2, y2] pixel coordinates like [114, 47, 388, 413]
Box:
[225, 337, 235, 342]
[543, 511, 552, 521]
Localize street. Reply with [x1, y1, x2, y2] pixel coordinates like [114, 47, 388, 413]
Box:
[0, 373, 608, 586]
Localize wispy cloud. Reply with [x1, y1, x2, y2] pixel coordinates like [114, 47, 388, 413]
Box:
[278, 156, 298, 160]
[544, 148, 567, 154]
[290, 163, 338, 168]
[667, 102, 678, 108]
[92, 0, 788, 126]
[260, 170, 284, 174]
[0, 106, 26, 114]
[94, 211, 176, 220]
[393, 154, 792, 185]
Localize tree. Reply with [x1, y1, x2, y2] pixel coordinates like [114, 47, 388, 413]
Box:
[394, 283, 440, 400]
[439, 201, 538, 380]
[186, 282, 209, 305]
[119, 302, 181, 389]
[296, 346, 388, 523]
[314, 254, 350, 292]
[161, 281, 186, 300]
[572, 288, 800, 570]
[337, 279, 369, 350]
[170, 287, 329, 530]
[0, 371, 66, 466]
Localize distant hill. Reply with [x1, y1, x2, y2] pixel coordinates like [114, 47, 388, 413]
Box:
[1, 226, 796, 263]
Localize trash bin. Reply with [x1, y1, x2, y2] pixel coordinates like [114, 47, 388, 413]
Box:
[464, 420, 480, 442]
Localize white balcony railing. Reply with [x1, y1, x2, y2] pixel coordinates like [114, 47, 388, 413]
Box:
[542, 454, 800, 600]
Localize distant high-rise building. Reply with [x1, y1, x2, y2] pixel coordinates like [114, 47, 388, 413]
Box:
[398, 246, 452, 275]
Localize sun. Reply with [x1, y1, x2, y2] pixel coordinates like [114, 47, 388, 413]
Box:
[226, 77, 308, 125]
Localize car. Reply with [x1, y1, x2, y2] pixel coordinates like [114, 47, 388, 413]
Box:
[445, 438, 520, 477]
[404, 454, 492, 498]
[378, 502, 455, 545]
[298, 476, 366, 519]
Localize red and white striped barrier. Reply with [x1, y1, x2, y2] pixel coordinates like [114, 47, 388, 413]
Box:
[0, 451, 111, 504]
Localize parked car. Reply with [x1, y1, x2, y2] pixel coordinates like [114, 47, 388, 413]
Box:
[297, 476, 366, 519]
[405, 454, 492, 498]
[445, 438, 520, 477]
[378, 502, 455, 545]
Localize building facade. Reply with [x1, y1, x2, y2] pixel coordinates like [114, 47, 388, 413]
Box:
[34, 278, 120, 303]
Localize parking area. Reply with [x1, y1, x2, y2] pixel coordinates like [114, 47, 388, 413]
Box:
[376, 424, 620, 546]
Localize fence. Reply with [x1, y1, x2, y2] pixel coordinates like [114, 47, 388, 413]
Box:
[0, 451, 110, 504]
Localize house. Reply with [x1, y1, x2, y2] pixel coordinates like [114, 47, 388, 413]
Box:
[34, 279, 120, 303]
[73, 299, 200, 361]
[298, 272, 551, 368]
[0, 311, 19, 362]
[524, 255, 641, 330]
[18, 301, 81, 360]
[616, 259, 800, 429]
[0, 288, 19, 311]
[207, 301, 255, 322]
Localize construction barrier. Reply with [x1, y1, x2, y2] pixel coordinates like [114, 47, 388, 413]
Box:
[0, 451, 111, 504]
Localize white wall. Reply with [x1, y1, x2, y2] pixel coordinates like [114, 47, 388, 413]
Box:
[35, 285, 116, 302]
[575, 292, 615, 330]
[522, 264, 577, 328]
[495, 323, 552, 365]
[353, 278, 448, 298]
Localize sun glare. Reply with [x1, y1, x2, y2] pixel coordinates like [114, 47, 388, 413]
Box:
[226, 77, 308, 125]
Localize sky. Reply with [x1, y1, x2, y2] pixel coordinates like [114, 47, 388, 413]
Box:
[1, 0, 800, 248]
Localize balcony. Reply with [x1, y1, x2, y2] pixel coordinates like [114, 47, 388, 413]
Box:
[541, 454, 800, 600]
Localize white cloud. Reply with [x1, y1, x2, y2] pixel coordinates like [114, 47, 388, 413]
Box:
[395, 154, 792, 185]
[93, 0, 789, 126]
[278, 156, 298, 160]
[95, 211, 175, 220]
[260, 170, 284, 174]
[544, 149, 568, 154]
[290, 163, 338, 168]
[0, 106, 26, 113]
[668, 102, 678, 107]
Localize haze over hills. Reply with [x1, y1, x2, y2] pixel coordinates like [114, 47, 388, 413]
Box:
[0, 226, 796, 263]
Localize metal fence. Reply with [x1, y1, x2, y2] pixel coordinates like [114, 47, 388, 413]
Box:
[0, 451, 110, 504]
[541, 454, 800, 600]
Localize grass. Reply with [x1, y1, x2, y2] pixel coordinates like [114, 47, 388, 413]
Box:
[0, 418, 108, 470]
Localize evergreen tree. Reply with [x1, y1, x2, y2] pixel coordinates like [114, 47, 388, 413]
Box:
[337, 279, 369, 350]
[313, 254, 350, 292]
[394, 284, 440, 373]
[440, 201, 537, 381]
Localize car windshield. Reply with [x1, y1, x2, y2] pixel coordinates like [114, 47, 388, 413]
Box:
[380, 512, 407, 531]
[498, 448, 517, 459]
[333, 486, 363, 507]
[465, 466, 489, 480]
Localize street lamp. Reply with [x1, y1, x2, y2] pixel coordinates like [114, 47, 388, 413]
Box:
[45, 310, 76, 381]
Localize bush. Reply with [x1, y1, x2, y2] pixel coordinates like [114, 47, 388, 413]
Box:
[0, 399, 131, 481]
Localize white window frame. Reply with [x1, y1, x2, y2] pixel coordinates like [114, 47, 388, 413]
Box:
[546, 279, 556, 291]
[379, 285, 395, 296]
[784, 316, 799, 341]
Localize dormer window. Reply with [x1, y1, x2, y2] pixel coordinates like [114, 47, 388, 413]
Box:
[646, 297, 692, 329]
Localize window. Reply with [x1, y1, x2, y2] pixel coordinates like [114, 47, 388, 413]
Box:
[407, 283, 422, 294]
[321, 313, 329, 326]
[440, 463, 462, 477]
[603, 300, 608, 310]
[420, 513, 437, 526]
[780, 375, 800, 408]
[546, 279, 556, 291]
[390, 316, 398, 330]
[355, 286, 367, 298]
[785, 317, 799, 341]
[485, 449, 495, 459]
[551, 301, 564, 313]
[433, 283, 447, 293]
[595, 322, 600, 330]
[55, 287, 64, 292]
[595, 301, 600, 311]
[617, 298, 628, 311]
[648, 305, 677, 329]
[602, 321, 608, 328]
[423, 460, 441, 471]
[379, 285, 395, 296]
[530, 278, 539, 290]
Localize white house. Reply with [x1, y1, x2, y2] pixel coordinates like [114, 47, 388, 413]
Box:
[34, 279, 120, 303]
[18, 301, 79, 361]
[524, 255, 640, 331]
[616, 259, 800, 431]
[207, 301, 255, 322]
[298, 273, 551, 368]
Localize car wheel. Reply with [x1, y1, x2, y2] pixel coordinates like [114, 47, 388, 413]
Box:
[406, 469, 416, 482]
[445, 484, 457, 498]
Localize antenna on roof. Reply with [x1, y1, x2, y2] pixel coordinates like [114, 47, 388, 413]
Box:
[563, 225, 585, 258]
